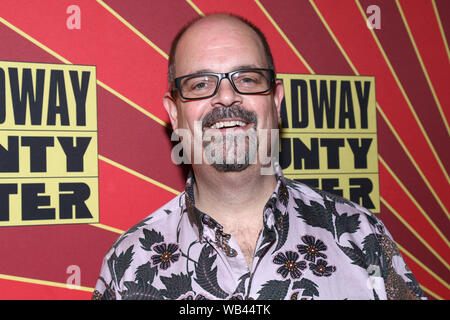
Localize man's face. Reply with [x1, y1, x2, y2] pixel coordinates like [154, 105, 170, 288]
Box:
[163, 16, 284, 171]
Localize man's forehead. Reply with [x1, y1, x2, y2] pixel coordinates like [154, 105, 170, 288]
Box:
[183, 14, 255, 37]
[189, 64, 261, 74]
[179, 16, 260, 48]
[174, 15, 266, 74]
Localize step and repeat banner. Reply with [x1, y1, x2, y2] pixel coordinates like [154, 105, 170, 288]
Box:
[0, 0, 448, 300]
[0, 61, 99, 227]
[279, 74, 379, 212]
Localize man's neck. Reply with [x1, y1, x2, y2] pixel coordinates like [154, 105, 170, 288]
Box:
[192, 164, 277, 226]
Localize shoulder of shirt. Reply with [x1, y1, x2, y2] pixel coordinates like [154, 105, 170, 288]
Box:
[283, 177, 383, 227]
[106, 192, 185, 254]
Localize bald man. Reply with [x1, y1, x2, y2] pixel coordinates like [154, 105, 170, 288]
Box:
[93, 14, 425, 300]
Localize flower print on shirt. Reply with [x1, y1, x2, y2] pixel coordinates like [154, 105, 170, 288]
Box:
[273, 251, 307, 279]
[151, 243, 180, 270]
[309, 259, 336, 277]
[93, 165, 427, 300]
[297, 235, 328, 262]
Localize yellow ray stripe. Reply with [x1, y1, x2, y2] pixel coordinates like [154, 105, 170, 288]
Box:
[396, 0, 450, 136]
[186, 0, 205, 16]
[381, 196, 450, 272]
[377, 106, 449, 220]
[432, 0, 450, 62]
[0, 273, 94, 293]
[97, 80, 167, 127]
[254, 0, 315, 74]
[380, 156, 449, 247]
[420, 285, 443, 300]
[0, 16, 71, 64]
[89, 222, 124, 234]
[309, 0, 449, 219]
[355, 0, 450, 185]
[91, 155, 180, 232]
[99, 155, 181, 195]
[397, 242, 450, 292]
[309, 0, 358, 75]
[96, 0, 168, 59]
[0, 15, 168, 128]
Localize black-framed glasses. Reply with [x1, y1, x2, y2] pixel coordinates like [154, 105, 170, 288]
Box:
[171, 68, 275, 100]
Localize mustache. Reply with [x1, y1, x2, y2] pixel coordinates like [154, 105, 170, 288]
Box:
[201, 105, 257, 130]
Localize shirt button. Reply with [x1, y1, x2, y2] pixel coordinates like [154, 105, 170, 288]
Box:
[226, 247, 237, 257]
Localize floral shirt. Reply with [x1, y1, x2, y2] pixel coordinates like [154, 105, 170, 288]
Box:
[92, 165, 426, 300]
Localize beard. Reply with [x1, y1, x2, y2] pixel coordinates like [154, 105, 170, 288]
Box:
[205, 129, 258, 172]
[201, 105, 258, 172]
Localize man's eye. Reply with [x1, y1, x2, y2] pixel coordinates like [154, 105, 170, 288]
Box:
[193, 82, 209, 89]
[190, 79, 214, 91]
[241, 77, 256, 83]
[236, 76, 258, 86]
[234, 72, 263, 86]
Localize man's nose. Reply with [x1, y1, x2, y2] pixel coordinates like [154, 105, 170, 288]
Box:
[210, 78, 242, 107]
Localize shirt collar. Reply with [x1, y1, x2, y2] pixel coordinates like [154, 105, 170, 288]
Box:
[184, 163, 289, 249]
[261, 162, 289, 232]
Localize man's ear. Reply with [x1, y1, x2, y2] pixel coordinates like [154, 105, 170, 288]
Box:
[163, 92, 179, 130]
[273, 79, 285, 123]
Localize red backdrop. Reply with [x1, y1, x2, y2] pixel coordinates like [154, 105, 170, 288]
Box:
[0, 0, 448, 300]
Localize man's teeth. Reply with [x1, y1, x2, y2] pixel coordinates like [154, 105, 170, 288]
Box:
[210, 120, 247, 129]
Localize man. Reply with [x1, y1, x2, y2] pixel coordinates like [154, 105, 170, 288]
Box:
[93, 14, 425, 300]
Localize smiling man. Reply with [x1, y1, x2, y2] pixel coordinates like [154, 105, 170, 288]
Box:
[93, 14, 425, 300]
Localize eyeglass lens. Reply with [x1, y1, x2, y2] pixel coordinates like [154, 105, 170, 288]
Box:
[180, 70, 272, 99]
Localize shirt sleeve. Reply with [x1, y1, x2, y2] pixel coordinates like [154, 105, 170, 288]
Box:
[92, 249, 118, 300]
[378, 224, 427, 300]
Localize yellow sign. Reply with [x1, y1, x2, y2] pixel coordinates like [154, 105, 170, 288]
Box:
[278, 73, 380, 212]
[0, 61, 98, 226]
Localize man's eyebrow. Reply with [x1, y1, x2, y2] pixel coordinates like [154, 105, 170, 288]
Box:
[189, 64, 262, 75]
